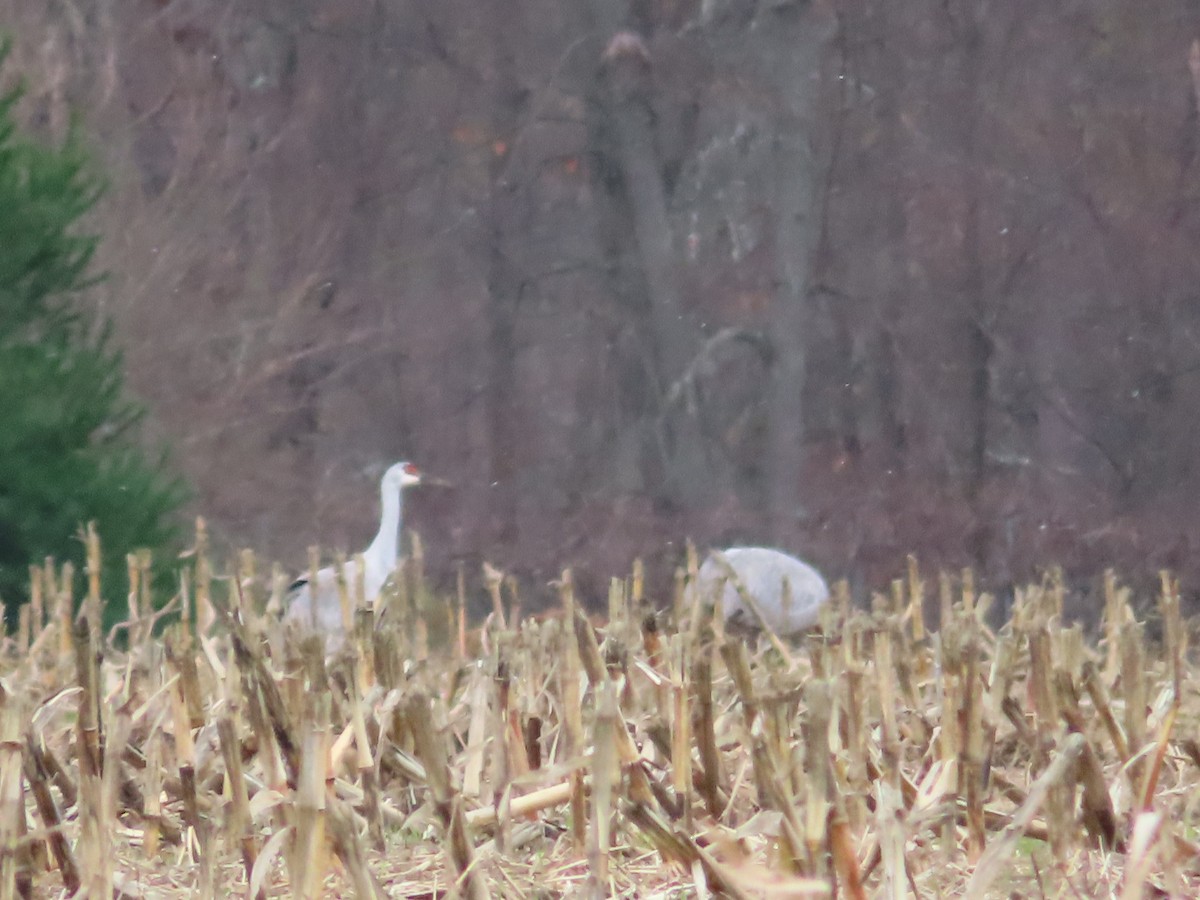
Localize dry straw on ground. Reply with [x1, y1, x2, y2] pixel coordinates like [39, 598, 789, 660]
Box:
[2, 523, 1200, 898]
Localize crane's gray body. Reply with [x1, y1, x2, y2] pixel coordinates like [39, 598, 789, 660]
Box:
[283, 461, 419, 651]
[283, 558, 378, 641]
[693, 546, 829, 635]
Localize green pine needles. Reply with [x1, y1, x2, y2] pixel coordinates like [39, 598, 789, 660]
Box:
[0, 39, 186, 627]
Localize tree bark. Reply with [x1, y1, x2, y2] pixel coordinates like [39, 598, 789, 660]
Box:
[589, 25, 710, 506]
[753, 4, 837, 541]
[482, 8, 530, 546]
[956, 8, 992, 569]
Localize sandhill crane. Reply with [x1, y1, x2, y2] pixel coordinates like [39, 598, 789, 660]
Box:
[284, 461, 424, 645]
[691, 546, 830, 636]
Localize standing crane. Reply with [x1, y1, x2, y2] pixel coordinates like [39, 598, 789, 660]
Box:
[691, 546, 830, 636]
[284, 461, 425, 644]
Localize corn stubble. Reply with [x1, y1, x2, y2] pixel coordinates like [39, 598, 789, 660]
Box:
[0, 526, 1198, 898]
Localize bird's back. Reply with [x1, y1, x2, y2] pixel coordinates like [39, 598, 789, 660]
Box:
[283, 558, 367, 647]
[695, 546, 830, 635]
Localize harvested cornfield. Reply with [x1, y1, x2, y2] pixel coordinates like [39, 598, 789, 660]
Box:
[3, 525, 1200, 898]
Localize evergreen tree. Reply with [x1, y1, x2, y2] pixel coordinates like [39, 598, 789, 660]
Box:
[0, 41, 186, 625]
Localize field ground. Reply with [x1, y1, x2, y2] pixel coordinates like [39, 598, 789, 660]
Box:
[3, 538, 1200, 898]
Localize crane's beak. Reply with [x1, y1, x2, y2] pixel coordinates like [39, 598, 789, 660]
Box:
[421, 475, 454, 488]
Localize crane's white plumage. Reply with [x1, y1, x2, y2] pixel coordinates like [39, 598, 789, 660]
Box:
[691, 546, 829, 635]
[284, 461, 422, 644]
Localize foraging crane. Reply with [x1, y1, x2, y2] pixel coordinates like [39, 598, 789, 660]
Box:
[691, 546, 830, 636]
[284, 461, 424, 643]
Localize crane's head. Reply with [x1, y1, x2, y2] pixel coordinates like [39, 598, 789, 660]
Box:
[383, 460, 423, 490]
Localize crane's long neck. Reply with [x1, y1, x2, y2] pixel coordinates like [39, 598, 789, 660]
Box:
[364, 481, 403, 593]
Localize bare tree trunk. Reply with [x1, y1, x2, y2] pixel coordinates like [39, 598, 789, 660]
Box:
[853, 0, 911, 472]
[482, 11, 530, 547]
[601, 40, 694, 385]
[753, 4, 837, 541]
[957, 11, 992, 569]
[485, 234, 523, 547]
[587, 22, 709, 507]
[876, 328, 907, 465]
[809, 25, 861, 463]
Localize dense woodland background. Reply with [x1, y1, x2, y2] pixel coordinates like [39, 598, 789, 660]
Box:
[4, 0, 1200, 613]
